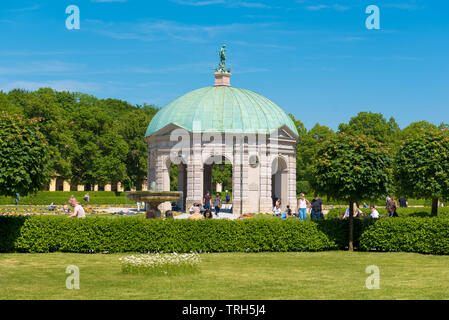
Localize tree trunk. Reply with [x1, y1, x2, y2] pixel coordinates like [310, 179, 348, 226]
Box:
[348, 201, 354, 252]
[431, 197, 439, 217]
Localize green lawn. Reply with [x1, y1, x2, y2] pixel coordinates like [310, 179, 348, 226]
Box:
[0, 251, 448, 300]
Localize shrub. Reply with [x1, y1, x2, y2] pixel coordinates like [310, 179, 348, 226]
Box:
[359, 218, 449, 254]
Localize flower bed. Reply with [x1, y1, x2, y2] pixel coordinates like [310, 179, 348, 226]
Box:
[119, 253, 201, 276]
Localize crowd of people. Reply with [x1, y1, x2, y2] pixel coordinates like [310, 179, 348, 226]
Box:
[271, 194, 423, 221]
[186, 191, 226, 220]
[272, 193, 325, 221]
[44, 193, 90, 218]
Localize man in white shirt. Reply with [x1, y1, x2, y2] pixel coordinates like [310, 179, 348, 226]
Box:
[68, 199, 86, 218]
[370, 205, 379, 219]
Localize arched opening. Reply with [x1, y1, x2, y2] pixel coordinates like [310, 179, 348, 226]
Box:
[203, 155, 233, 213]
[55, 177, 64, 191]
[271, 156, 288, 209]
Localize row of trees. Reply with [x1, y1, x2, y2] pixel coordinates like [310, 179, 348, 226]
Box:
[0, 88, 158, 194]
[1, 88, 447, 212]
[290, 112, 448, 199]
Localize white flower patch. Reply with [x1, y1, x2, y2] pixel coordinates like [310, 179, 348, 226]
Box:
[119, 252, 201, 276]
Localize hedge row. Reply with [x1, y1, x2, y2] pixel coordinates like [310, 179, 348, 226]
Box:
[359, 218, 449, 255]
[0, 191, 134, 205]
[6, 215, 449, 254]
[0, 216, 373, 253]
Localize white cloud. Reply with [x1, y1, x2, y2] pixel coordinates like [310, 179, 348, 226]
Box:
[305, 4, 350, 11]
[0, 61, 84, 75]
[171, 0, 270, 8]
[91, 0, 127, 2]
[171, 0, 225, 6]
[86, 19, 272, 43]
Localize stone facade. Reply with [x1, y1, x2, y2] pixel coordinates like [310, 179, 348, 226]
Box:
[145, 125, 298, 214]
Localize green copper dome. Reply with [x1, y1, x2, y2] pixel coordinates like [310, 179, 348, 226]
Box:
[145, 86, 298, 137]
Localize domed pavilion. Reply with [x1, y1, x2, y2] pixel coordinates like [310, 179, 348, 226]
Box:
[145, 47, 298, 214]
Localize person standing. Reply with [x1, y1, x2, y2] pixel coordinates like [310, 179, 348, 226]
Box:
[68, 199, 86, 218]
[297, 193, 310, 221]
[310, 196, 324, 221]
[15, 193, 20, 205]
[83, 193, 90, 206]
[385, 196, 391, 207]
[386, 197, 398, 217]
[213, 193, 222, 216]
[398, 197, 408, 208]
[203, 191, 211, 210]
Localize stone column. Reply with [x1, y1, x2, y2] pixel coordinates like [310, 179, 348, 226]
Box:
[117, 182, 124, 192]
[259, 135, 272, 213]
[94, 184, 98, 191]
[63, 180, 71, 192]
[77, 185, 85, 191]
[288, 153, 297, 212]
[185, 134, 203, 209]
[104, 184, 111, 191]
[49, 178, 57, 192]
[232, 136, 243, 214]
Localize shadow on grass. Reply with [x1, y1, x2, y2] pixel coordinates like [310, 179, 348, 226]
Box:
[0, 216, 28, 252]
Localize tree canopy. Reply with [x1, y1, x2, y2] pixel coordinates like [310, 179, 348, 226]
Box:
[0, 111, 52, 197]
[0, 88, 158, 190]
[395, 127, 449, 215]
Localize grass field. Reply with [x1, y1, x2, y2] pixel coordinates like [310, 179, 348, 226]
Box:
[0, 252, 448, 300]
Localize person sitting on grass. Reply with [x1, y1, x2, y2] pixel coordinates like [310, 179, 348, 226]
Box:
[165, 210, 174, 219]
[49, 202, 55, 211]
[343, 203, 363, 219]
[203, 209, 213, 219]
[272, 201, 282, 216]
[280, 205, 292, 220]
[189, 208, 204, 220]
[369, 205, 379, 219]
[68, 199, 86, 218]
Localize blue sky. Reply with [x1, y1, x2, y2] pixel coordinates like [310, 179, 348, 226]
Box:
[1, 0, 448, 130]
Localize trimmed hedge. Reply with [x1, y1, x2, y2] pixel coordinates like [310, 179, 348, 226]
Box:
[1, 216, 356, 253]
[359, 218, 449, 255]
[0, 191, 133, 205]
[0, 215, 446, 254]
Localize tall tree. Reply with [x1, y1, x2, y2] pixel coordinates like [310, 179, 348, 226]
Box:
[395, 128, 449, 216]
[311, 133, 392, 251]
[0, 112, 52, 197]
